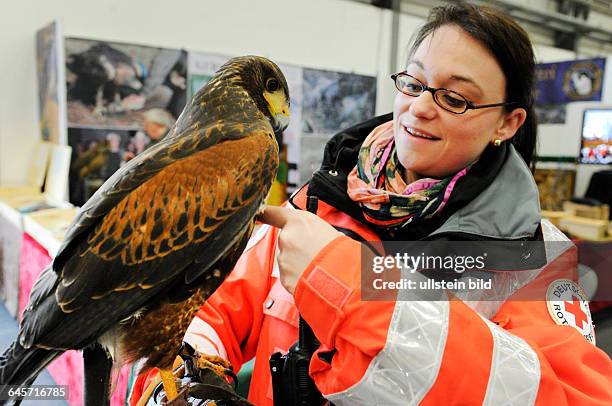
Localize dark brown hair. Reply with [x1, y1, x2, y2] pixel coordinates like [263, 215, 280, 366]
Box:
[409, 2, 537, 167]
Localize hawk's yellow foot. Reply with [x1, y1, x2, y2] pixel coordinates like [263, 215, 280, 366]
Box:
[195, 353, 233, 379]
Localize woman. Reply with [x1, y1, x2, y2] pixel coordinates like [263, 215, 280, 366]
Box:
[131, 3, 611, 405]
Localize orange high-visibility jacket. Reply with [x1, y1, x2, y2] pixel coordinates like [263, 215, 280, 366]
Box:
[130, 197, 611, 405]
[130, 141, 611, 405]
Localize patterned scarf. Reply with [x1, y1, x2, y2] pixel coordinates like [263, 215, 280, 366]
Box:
[347, 121, 469, 230]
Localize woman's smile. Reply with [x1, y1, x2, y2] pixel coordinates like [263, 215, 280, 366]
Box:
[403, 125, 441, 141]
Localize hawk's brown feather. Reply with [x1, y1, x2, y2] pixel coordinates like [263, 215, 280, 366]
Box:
[85, 132, 276, 266]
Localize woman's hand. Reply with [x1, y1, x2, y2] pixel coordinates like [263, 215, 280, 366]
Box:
[258, 206, 342, 294]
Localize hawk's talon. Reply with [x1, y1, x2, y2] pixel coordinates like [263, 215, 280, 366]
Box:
[195, 353, 233, 380]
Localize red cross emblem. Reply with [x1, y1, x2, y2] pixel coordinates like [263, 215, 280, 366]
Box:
[564, 296, 588, 329]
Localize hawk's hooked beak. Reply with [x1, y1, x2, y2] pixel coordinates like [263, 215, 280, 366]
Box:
[264, 91, 290, 133]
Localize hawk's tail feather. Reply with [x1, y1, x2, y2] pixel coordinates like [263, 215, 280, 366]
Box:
[0, 341, 60, 401]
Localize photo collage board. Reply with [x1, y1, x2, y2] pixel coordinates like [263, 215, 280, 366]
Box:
[37, 24, 378, 206]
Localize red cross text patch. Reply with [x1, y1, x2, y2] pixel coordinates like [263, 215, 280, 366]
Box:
[546, 279, 596, 344]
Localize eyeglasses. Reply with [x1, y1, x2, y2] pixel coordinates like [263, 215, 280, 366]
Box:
[391, 72, 517, 114]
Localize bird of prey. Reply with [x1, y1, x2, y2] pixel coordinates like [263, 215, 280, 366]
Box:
[0, 55, 289, 405]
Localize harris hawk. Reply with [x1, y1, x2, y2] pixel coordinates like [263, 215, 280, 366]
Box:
[0, 56, 289, 405]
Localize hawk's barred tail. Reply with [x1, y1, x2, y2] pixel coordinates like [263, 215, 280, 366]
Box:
[0, 341, 60, 404]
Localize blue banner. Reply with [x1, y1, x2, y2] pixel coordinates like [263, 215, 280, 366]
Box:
[534, 57, 606, 105]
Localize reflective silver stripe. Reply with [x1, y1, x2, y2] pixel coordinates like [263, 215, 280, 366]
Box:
[184, 317, 227, 358]
[542, 218, 574, 263]
[326, 300, 449, 405]
[244, 223, 270, 251]
[482, 317, 540, 406]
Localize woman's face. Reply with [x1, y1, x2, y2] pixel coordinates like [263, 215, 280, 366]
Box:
[393, 24, 523, 180]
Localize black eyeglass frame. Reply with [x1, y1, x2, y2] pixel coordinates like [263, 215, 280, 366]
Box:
[391, 72, 518, 114]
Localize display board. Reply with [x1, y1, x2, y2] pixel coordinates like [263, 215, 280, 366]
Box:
[36, 31, 378, 204]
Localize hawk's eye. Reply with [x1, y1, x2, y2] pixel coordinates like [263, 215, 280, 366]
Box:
[266, 78, 280, 92]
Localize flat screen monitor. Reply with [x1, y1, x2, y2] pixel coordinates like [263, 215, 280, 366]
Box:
[579, 108, 612, 164]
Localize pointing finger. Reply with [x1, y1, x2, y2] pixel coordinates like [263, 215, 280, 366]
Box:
[258, 205, 291, 229]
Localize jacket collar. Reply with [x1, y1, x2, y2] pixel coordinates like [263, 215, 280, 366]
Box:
[429, 146, 541, 240]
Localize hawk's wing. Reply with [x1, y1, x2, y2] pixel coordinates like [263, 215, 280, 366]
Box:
[20, 130, 278, 350]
